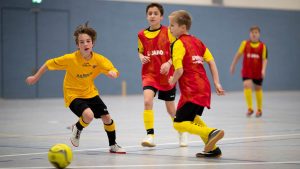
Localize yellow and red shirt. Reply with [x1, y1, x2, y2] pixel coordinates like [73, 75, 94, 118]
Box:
[138, 25, 176, 91]
[46, 50, 118, 107]
[172, 34, 214, 109]
[238, 40, 267, 79]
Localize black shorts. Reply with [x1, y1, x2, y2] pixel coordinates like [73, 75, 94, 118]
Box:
[242, 77, 263, 86]
[143, 86, 176, 101]
[174, 102, 204, 122]
[69, 96, 109, 119]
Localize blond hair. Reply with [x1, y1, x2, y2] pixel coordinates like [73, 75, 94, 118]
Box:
[169, 10, 192, 30]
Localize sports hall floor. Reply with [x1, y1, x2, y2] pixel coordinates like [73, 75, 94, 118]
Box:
[0, 91, 300, 169]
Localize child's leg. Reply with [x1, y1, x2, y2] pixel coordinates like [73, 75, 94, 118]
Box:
[193, 115, 217, 150]
[165, 100, 188, 147]
[254, 84, 263, 117]
[143, 89, 155, 135]
[101, 114, 116, 146]
[243, 79, 253, 115]
[76, 108, 93, 130]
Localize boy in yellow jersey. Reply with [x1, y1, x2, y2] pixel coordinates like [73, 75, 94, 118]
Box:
[230, 26, 268, 117]
[168, 10, 225, 158]
[138, 3, 188, 147]
[26, 22, 126, 154]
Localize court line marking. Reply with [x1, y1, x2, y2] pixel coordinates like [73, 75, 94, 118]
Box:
[0, 161, 299, 169]
[0, 133, 299, 158]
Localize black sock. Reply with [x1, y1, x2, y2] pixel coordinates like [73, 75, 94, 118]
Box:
[75, 121, 83, 130]
[106, 130, 116, 146]
[147, 129, 154, 135]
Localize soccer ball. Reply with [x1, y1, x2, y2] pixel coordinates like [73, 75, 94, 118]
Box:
[48, 144, 73, 169]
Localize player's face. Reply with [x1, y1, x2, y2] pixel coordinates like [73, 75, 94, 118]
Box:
[147, 7, 163, 28]
[77, 33, 94, 56]
[169, 17, 183, 38]
[249, 29, 260, 42]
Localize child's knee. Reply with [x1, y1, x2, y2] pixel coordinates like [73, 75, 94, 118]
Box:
[82, 108, 94, 122]
[173, 122, 185, 133]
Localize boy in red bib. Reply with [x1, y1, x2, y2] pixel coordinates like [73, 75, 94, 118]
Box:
[230, 26, 268, 117]
[168, 10, 225, 158]
[138, 3, 188, 147]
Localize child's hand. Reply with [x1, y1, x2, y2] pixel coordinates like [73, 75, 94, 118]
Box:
[26, 76, 38, 85]
[168, 76, 175, 85]
[160, 62, 171, 75]
[139, 55, 150, 64]
[215, 83, 225, 96]
[107, 70, 118, 78]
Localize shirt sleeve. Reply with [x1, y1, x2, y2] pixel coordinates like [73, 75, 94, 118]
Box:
[262, 44, 268, 60]
[138, 37, 144, 53]
[97, 55, 119, 75]
[46, 55, 69, 70]
[203, 48, 215, 62]
[172, 40, 185, 70]
[168, 29, 177, 43]
[238, 40, 247, 54]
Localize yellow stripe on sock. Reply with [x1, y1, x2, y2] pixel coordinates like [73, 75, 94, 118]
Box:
[79, 116, 89, 128]
[104, 120, 115, 132]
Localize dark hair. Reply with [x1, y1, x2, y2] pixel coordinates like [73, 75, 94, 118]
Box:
[169, 10, 192, 30]
[250, 25, 261, 33]
[146, 3, 164, 16]
[73, 22, 97, 45]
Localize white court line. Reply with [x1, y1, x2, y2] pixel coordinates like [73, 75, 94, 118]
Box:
[0, 161, 299, 169]
[0, 133, 299, 158]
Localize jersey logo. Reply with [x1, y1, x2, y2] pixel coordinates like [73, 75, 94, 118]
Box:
[247, 53, 260, 59]
[192, 56, 204, 64]
[147, 50, 164, 56]
[76, 72, 92, 78]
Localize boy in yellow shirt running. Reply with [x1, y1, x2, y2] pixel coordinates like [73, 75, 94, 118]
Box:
[26, 22, 126, 154]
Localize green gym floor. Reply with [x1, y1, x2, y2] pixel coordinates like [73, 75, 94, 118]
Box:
[0, 91, 299, 169]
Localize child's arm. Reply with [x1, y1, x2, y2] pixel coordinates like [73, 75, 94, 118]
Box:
[168, 68, 183, 85]
[25, 63, 48, 85]
[230, 52, 243, 75]
[262, 59, 268, 78]
[207, 60, 225, 95]
[160, 59, 172, 75]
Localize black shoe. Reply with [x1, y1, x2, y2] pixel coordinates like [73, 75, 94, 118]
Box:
[204, 129, 224, 152]
[196, 147, 222, 158]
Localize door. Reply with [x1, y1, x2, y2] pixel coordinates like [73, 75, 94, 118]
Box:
[2, 8, 36, 98]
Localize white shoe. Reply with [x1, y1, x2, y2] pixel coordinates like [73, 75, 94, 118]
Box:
[109, 144, 126, 154]
[141, 135, 156, 147]
[179, 132, 188, 147]
[70, 125, 81, 147]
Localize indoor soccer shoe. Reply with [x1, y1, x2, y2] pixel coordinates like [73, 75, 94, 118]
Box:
[256, 109, 262, 117]
[109, 144, 126, 154]
[246, 108, 254, 117]
[196, 147, 222, 158]
[141, 134, 156, 147]
[70, 125, 81, 147]
[204, 129, 224, 152]
[179, 132, 188, 147]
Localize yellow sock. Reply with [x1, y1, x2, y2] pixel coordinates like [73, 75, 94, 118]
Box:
[193, 115, 217, 150]
[256, 89, 263, 111]
[174, 121, 215, 142]
[143, 110, 154, 134]
[244, 88, 253, 110]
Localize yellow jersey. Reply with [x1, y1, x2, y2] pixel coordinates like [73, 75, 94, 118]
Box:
[46, 50, 118, 107]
